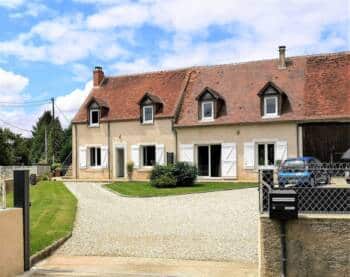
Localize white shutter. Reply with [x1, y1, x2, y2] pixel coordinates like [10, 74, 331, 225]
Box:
[276, 141, 288, 162]
[79, 146, 87, 169]
[221, 143, 237, 177]
[244, 142, 255, 169]
[179, 144, 194, 164]
[131, 144, 140, 168]
[101, 146, 108, 168]
[156, 144, 165, 165]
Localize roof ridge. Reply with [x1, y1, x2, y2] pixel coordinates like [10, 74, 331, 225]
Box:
[104, 51, 349, 80]
[105, 67, 194, 80]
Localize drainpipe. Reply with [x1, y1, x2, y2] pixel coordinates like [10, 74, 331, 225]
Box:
[108, 121, 111, 180]
[74, 124, 78, 179]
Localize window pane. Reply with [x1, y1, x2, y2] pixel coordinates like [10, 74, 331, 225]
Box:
[90, 147, 96, 166]
[203, 102, 213, 118]
[143, 146, 155, 166]
[96, 148, 101, 166]
[258, 144, 265, 166]
[91, 111, 99, 124]
[266, 98, 276, 114]
[267, 144, 275, 165]
[144, 106, 153, 122]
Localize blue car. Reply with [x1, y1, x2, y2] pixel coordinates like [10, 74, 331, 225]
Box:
[278, 157, 330, 187]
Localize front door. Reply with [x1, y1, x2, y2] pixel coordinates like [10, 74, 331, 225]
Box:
[116, 148, 125, 177]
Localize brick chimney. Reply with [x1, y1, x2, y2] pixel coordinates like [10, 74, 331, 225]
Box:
[93, 66, 104, 87]
[278, 46, 286, 69]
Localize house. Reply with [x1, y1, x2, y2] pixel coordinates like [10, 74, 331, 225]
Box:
[71, 47, 350, 181]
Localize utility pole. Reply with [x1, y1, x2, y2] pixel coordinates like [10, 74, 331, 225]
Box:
[51, 97, 55, 164]
[45, 127, 48, 163]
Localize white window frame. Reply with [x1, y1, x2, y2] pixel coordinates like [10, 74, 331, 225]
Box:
[89, 146, 102, 168]
[89, 109, 100, 127]
[142, 105, 154, 124]
[201, 101, 214, 121]
[263, 96, 278, 118]
[256, 142, 275, 169]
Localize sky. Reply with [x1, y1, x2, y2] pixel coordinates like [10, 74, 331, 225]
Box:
[0, 0, 349, 137]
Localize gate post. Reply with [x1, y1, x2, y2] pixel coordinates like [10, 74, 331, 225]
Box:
[13, 170, 30, 271]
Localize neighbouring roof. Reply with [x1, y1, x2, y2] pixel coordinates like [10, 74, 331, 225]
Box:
[176, 52, 350, 127]
[72, 51, 350, 125]
[73, 69, 189, 123]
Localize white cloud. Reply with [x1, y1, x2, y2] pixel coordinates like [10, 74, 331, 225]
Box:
[0, 14, 127, 64]
[111, 58, 157, 74]
[72, 63, 91, 82]
[0, 0, 23, 8]
[87, 3, 149, 29]
[54, 81, 93, 128]
[0, 67, 29, 102]
[9, 2, 51, 18]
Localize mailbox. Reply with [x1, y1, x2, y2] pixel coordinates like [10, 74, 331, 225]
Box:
[269, 189, 298, 220]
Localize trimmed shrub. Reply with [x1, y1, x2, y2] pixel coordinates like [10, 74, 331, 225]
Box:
[172, 162, 197, 187]
[151, 175, 176, 188]
[150, 162, 197, 188]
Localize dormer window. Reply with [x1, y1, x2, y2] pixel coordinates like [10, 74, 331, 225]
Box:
[86, 97, 109, 127]
[138, 92, 163, 125]
[202, 101, 214, 121]
[264, 96, 278, 117]
[90, 109, 100, 126]
[258, 82, 288, 119]
[196, 87, 225, 122]
[143, 105, 154, 124]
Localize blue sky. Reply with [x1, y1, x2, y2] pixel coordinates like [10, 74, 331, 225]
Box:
[0, 0, 349, 136]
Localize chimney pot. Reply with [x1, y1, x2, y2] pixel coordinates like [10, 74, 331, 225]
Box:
[93, 66, 104, 87]
[278, 46, 286, 69]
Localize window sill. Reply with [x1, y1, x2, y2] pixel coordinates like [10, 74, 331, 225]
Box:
[200, 118, 214, 122]
[86, 166, 104, 171]
[142, 122, 154, 125]
[88, 124, 100, 128]
[137, 167, 154, 172]
[262, 115, 280, 119]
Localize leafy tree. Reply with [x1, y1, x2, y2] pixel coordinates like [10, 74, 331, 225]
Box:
[0, 128, 30, 165]
[60, 124, 72, 164]
[30, 111, 52, 164]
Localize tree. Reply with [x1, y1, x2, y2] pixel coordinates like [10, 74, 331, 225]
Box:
[29, 110, 72, 165]
[0, 128, 30, 165]
[60, 124, 72, 164]
[30, 111, 52, 164]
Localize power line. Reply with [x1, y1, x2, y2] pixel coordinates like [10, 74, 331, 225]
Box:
[0, 118, 32, 133]
[0, 99, 51, 107]
[55, 103, 72, 124]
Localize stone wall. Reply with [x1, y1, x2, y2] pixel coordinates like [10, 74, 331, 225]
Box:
[259, 214, 350, 277]
[0, 165, 50, 180]
[0, 208, 23, 277]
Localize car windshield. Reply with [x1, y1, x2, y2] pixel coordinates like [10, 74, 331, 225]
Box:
[281, 160, 305, 170]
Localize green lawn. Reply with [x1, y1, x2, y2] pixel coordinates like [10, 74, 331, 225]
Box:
[105, 181, 258, 197]
[6, 181, 77, 255]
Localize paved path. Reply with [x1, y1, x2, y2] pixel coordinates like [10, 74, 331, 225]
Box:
[25, 256, 258, 277]
[56, 182, 259, 263]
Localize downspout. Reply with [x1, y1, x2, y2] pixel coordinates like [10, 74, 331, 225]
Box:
[172, 70, 194, 162]
[74, 124, 78, 179]
[108, 121, 111, 180]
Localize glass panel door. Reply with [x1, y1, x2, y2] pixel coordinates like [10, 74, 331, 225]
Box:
[198, 146, 209, 176]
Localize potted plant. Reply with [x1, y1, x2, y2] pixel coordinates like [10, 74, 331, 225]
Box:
[52, 163, 62, 177]
[127, 161, 134, 181]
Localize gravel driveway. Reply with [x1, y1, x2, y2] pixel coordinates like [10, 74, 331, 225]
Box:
[56, 182, 259, 262]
